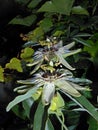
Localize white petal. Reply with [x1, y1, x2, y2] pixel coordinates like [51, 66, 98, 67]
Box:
[54, 79, 81, 97]
[54, 40, 63, 48]
[55, 52, 75, 70]
[42, 82, 55, 105]
[64, 42, 75, 49]
[68, 82, 90, 91]
[63, 49, 81, 58]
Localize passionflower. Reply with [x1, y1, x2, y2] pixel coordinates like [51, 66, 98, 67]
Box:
[16, 69, 91, 106]
[27, 38, 81, 74]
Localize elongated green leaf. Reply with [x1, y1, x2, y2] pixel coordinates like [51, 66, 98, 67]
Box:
[74, 33, 91, 37]
[88, 117, 98, 130]
[12, 104, 26, 120]
[6, 87, 38, 112]
[65, 93, 98, 121]
[33, 101, 45, 130]
[28, 0, 41, 9]
[45, 119, 54, 130]
[73, 37, 91, 47]
[22, 98, 34, 118]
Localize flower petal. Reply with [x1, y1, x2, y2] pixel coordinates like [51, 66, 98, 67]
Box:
[58, 69, 73, 78]
[17, 77, 43, 85]
[54, 79, 81, 97]
[66, 77, 92, 85]
[42, 82, 55, 105]
[63, 49, 81, 58]
[64, 42, 75, 49]
[54, 40, 63, 48]
[55, 52, 75, 70]
[30, 60, 43, 74]
[68, 82, 90, 91]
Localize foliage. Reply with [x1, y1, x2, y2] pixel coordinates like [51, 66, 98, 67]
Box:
[20, 47, 34, 62]
[88, 117, 98, 130]
[5, 37, 98, 130]
[83, 33, 98, 65]
[0, 0, 98, 129]
[0, 66, 4, 82]
[5, 57, 23, 72]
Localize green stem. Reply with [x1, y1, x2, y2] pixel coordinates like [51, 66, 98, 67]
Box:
[55, 113, 69, 130]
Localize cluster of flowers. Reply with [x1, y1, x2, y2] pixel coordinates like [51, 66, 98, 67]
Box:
[15, 37, 92, 106]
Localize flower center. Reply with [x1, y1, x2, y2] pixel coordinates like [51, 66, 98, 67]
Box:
[42, 72, 61, 82]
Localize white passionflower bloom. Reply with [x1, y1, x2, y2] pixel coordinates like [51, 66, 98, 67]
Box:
[27, 40, 81, 74]
[16, 69, 91, 106]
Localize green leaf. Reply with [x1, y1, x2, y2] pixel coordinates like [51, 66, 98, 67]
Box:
[9, 15, 37, 26]
[12, 104, 26, 120]
[39, 18, 53, 32]
[0, 66, 4, 82]
[66, 94, 98, 121]
[33, 101, 46, 130]
[53, 30, 64, 37]
[29, 27, 44, 42]
[20, 47, 34, 62]
[49, 92, 64, 113]
[38, 0, 74, 15]
[73, 37, 91, 47]
[74, 33, 91, 37]
[5, 57, 23, 72]
[72, 6, 89, 15]
[83, 40, 98, 58]
[22, 98, 34, 118]
[28, 0, 41, 9]
[6, 87, 38, 112]
[52, 0, 75, 15]
[88, 117, 98, 130]
[38, 1, 57, 14]
[45, 119, 54, 130]
[21, 47, 34, 59]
